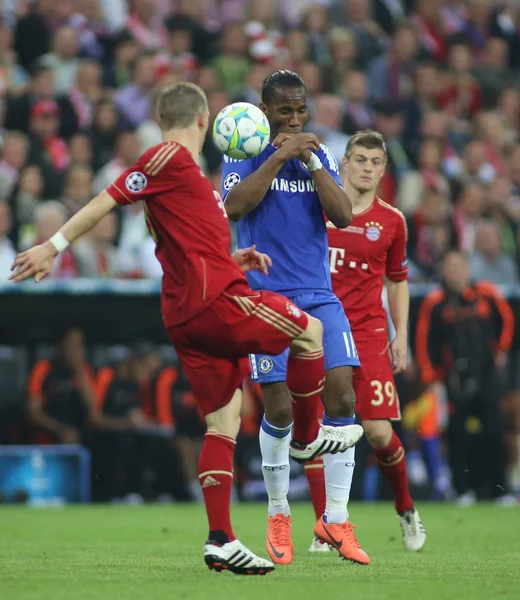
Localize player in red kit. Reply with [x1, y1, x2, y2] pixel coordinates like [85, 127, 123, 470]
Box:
[10, 83, 362, 575]
[327, 130, 426, 551]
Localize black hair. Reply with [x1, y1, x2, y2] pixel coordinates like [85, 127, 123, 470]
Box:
[261, 70, 306, 104]
[30, 60, 52, 78]
[165, 15, 194, 34]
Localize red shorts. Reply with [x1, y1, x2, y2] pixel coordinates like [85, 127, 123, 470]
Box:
[352, 337, 401, 421]
[166, 281, 308, 416]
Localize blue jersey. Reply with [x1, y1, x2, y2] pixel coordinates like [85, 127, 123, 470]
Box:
[221, 143, 342, 296]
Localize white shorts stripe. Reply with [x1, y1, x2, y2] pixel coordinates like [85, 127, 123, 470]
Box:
[349, 333, 358, 358]
[249, 354, 258, 380]
[343, 331, 352, 358]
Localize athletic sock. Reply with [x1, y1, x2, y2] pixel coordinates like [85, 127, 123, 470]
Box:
[286, 348, 324, 444]
[305, 456, 326, 519]
[373, 430, 414, 513]
[259, 416, 292, 517]
[322, 414, 356, 524]
[199, 432, 236, 544]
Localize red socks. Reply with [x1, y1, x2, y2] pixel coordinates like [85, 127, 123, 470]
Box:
[199, 432, 236, 544]
[373, 431, 414, 513]
[286, 348, 325, 444]
[305, 457, 326, 519]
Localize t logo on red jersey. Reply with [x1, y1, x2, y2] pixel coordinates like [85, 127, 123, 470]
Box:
[329, 247, 345, 273]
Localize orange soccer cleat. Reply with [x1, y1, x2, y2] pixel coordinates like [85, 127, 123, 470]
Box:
[266, 514, 294, 565]
[314, 516, 370, 564]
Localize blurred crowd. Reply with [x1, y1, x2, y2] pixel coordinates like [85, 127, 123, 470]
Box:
[1, 0, 520, 504]
[1, 1, 520, 282]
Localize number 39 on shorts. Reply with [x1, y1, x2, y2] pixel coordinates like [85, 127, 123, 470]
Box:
[370, 380, 395, 406]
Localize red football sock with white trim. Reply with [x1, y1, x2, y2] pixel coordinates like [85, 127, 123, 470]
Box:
[287, 349, 325, 444]
[199, 432, 236, 544]
[373, 431, 413, 513]
[305, 457, 326, 519]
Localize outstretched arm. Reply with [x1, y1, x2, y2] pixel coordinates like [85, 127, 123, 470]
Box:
[10, 190, 118, 283]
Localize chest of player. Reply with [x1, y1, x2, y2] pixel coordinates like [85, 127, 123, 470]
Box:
[327, 219, 394, 274]
[268, 161, 319, 198]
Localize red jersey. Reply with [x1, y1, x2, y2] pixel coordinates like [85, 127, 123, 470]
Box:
[327, 197, 408, 340]
[107, 141, 246, 326]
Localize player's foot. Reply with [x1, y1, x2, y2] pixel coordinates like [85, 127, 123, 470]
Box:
[289, 424, 364, 463]
[308, 535, 334, 552]
[266, 514, 294, 565]
[204, 539, 275, 575]
[398, 508, 426, 551]
[314, 516, 370, 564]
[495, 494, 518, 507]
[456, 490, 477, 507]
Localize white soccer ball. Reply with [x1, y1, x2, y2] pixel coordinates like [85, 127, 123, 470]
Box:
[213, 102, 270, 159]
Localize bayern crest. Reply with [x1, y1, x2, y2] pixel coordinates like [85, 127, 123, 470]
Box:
[365, 221, 383, 242]
[286, 302, 302, 318]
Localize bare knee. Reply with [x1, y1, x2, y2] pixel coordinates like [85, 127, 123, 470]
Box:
[363, 420, 393, 449]
[322, 366, 356, 418]
[291, 315, 323, 353]
[263, 382, 293, 428]
[205, 389, 241, 439]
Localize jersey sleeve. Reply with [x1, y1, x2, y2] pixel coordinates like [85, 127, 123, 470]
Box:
[386, 212, 409, 281]
[106, 143, 183, 205]
[317, 144, 343, 187]
[221, 154, 256, 201]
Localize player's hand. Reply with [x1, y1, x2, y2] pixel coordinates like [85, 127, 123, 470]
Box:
[273, 133, 320, 161]
[390, 334, 408, 374]
[232, 244, 273, 275]
[59, 426, 80, 444]
[9, 242, 58, 284]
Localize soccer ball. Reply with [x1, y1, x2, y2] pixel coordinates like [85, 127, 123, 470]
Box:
[213, 102, 270, 159]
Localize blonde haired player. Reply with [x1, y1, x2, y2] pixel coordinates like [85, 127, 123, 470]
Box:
[326, 130, 426, 550]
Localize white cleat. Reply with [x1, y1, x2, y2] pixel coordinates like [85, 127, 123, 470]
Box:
[398, 509, 426, 551]
[289, 424, 363, 463]
[204, 539, 275, 575]
[495, 494, 518, 507]
[456, 490, 477, 507]
[308, 535, 334, 552]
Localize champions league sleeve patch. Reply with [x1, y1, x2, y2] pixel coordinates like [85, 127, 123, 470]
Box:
[125, 172, 148, 193]
[223, 172, 241, 191]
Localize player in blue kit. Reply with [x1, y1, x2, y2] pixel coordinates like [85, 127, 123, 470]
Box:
[222, 71, 370, 565]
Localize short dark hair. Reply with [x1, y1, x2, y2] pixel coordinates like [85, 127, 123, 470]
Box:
[345, 130, 387, 159]
[261, 70, 306, 104]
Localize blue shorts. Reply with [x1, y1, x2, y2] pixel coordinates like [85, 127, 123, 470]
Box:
[249, 290, 360, 384]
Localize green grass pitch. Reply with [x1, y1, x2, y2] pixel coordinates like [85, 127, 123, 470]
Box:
[1, 503, 519, 600]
